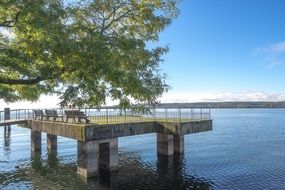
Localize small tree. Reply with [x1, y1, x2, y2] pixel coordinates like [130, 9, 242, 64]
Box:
[0, 0, 179, 108]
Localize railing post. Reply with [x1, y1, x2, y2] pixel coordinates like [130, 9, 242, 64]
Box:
[209, 108, 211, 119]
[179, 108, 181, 123]
[124, 109, 126, 123]
[165, 108, 167, 122]
[4, 108, 10, 122]
[106, 108, 108, 124]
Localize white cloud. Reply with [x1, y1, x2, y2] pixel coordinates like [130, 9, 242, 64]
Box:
[1, 91, 285, 110]
[255, 41, 285, 54]
[160, 91, 285, 103]
[254, 41, 285, 67]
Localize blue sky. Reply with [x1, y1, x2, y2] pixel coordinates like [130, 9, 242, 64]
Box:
[159, 0, 285, 102]
[2, 0, 285, 108]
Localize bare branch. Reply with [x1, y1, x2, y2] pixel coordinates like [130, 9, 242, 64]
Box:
[0, 67, 65, 85]
[0, 76, 54, 85]
[0, 20, 15, 28]
[0, 12, 20, 28]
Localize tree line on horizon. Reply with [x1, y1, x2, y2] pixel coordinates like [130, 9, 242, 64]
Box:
[155, 102, 285, 108]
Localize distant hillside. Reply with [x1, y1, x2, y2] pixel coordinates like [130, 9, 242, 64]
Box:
[157, 102, 285, 108]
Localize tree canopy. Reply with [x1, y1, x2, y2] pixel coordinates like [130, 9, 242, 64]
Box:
[0, 0, 179, 108]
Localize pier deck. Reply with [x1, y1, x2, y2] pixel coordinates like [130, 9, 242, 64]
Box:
[23, 118, 212, 141]
[0, 119, 28, 126]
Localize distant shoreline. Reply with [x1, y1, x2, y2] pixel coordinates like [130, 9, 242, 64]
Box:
[156, 102, 285, 109]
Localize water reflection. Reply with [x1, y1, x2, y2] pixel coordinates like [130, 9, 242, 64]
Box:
[47, 152, 58, 168]
[84, 170, 119, 190]
[3, 125, 11, 154]
[156, 154, 212, 190]
[27, 149, 213, 190]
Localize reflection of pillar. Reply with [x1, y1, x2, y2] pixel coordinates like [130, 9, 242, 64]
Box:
[157, 155, 173, 178]
[174, 135, 184, 154]
[99, 170, 118, 189]
[4, 108, 11, 143]
[31, 130, 41, 158]
[80, 170, 118, 189]
[172, 153, 184, 177]
[3, 125, 11, 150]
[157, 133, 174, 156]
[47, 134, 57, 155]
[77, 140, 99, 178]
[157, 154, 184, 182]
[99, 138, 119, 171]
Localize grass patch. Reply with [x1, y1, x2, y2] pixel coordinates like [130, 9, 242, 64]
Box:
[89, 115, 194, 125]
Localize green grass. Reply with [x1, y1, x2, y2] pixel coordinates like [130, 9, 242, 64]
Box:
[88, 115, 195, 125]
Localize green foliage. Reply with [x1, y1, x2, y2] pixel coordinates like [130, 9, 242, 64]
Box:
[0, 0, 179, 108]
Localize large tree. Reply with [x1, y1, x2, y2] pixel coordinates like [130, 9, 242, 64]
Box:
[0, 0, 179, 108]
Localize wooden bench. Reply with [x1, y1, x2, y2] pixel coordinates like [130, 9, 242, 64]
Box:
[65, 109, 90, 123]
[33, 109, 46, 120]
[45, 109, 64, 122]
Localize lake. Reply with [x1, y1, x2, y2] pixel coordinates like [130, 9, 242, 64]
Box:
[1, 109, 285, 189]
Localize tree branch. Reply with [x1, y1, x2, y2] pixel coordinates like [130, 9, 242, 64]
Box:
[0, 76, 54, 85]
[0, 20, 15, 28]
[0, 66, 64, 85]
[0, 12, 20, 28]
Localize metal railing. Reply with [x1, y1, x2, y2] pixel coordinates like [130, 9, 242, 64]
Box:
[84, 107, 211, 124]
[0, 109, 33, 123]
[0, 107, 211, 125]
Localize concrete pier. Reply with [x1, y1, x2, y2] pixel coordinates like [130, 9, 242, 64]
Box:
[77, 140, 99, 178]
[174, 135, 184, 154]
[99, 138, 119, 171]
[157, 133, 174, 156]
[157, 134, 185, 156]
[4, 108, 10, 121]
[47, 134, 57, 155]
[77, 138, 119, 178]
[31, 130, 41, 157]
[0, 107, 212, 180]
[22, 117, 212, 178]
[3, 108, 11, 136]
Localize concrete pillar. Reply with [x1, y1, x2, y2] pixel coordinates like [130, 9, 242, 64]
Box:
[31, 130, 41, 157]
[47, 134, 57, 155]
[174, 135, 184, 154]
[47, 134, 58, 167]
[99, 138, 119, 171]
[157, 133, 174, 156]
[4, 108, 10, 121]
[77, 140, 99, 178]
[4, 108, 11, 136]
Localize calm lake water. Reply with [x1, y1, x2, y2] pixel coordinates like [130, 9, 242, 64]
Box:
[1, 109, 285, 190]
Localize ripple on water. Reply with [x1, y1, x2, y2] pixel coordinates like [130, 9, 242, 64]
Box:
[0, 109, 285, 189]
